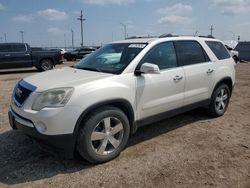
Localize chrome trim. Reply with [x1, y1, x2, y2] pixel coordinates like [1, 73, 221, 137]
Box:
[19, 80, 37, 92]
[13, 97, 22, 107]
[9, 109, 34, 128]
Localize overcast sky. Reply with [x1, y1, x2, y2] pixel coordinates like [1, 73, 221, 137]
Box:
[0, 0, 249, 47]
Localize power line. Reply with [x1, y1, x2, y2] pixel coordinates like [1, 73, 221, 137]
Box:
[77, 10, 86, 48]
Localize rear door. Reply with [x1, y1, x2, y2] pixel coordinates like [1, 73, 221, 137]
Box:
[136, 42, 185, 120]
[174, 40, 215, 106]
[10, 44, 32, 68]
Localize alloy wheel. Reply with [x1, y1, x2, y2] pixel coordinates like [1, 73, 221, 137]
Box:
[90, 117, 124, 155]
[215, 88, 229, 113]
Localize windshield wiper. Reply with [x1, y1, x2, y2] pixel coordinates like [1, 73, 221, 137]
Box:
[76, 67, 102, 72]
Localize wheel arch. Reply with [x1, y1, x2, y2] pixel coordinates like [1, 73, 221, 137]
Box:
[40, 58, 55, 66]
[72, 99, 135, 145]
[212, 77, 233, 97]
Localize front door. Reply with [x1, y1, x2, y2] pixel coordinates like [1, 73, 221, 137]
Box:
[136, 42, 185, 120]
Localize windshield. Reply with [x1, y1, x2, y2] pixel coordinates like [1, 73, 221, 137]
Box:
[74, 43, 147, 74]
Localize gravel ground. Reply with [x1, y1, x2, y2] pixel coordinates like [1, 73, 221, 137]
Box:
[0, 62, 249, 188]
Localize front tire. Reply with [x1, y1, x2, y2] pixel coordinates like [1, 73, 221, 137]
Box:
[208, 84, 230, 117]
[77, 106, 130, 164]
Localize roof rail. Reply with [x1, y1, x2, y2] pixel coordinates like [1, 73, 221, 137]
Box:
[159, 33, 216, 39]
[159, 33, 179, 38]
[198, 35, 215, 39]
[125, 36, 156, 40]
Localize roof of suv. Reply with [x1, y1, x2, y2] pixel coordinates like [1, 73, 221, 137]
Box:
[112, 36, 219, 44]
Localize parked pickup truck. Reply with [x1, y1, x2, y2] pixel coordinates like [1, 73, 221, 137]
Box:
[0, 43, 63, 71]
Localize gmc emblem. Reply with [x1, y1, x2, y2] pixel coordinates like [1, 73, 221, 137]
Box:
[15, 87, 23, 98]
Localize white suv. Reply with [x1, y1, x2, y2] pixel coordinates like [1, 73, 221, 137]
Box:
[9, 36, 235, 163]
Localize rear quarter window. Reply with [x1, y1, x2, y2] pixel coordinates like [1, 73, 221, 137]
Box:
[205, 41, 230, 60]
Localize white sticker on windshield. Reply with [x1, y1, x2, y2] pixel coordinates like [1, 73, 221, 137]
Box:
[128, 44, 146, 48]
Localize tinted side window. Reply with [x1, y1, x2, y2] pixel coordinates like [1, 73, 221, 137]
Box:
[205, 41, 230, 60]
[0, 44, 11, 52]
[141, 42, 177, 70]
[11, 44, 26, 52]
[175, 41, 207, 66]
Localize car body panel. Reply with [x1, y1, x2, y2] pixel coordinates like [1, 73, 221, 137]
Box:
[136, 67, 185, 119]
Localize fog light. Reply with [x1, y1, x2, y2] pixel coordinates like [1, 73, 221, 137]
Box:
[35, 121, 47, 133]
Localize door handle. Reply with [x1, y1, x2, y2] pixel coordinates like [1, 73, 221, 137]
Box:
[207, 69, 214, 74]
[173, 75, 183, 81]
[4, 54, 10, 57]
[24, 53, 30, 56]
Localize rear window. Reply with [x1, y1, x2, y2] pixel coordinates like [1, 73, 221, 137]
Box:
[206, 41, 230, 60]
[175, 41, 209, 66]
[11, 44, 26, 52]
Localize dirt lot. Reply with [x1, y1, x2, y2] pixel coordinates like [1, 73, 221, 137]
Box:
[0, 62, 249, 188]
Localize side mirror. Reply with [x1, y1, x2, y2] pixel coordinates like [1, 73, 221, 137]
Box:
[139, 63, 160, 74]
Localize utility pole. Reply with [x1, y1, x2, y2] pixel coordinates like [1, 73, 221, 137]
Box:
[20, 31, 24, 43]
[4, 33, 7, 42]
[228, 31, 235, 42]
[64, 33, 66, 49]
[77, 10, 86, 48]
[210, 25, 214, 37]
[71, 29, 74, 48]
[120, 23, 127, 39]
[0, 37, 3, 43]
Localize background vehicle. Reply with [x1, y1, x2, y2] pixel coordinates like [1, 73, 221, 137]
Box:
[234, 41, 250, 62]
[9, 36, 235, 164]
[49, 48, 66, 63]
[31, 47, 47, 51]
[49, 48, 66, 55]
[64, 47, 96, 61]
[0, 43, 63, 71]
[225, 45, 239, 63]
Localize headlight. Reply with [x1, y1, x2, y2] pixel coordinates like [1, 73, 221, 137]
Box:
[32, 87, 74, 111]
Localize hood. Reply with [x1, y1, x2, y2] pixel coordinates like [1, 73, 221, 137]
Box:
[24, 67, 113, 92]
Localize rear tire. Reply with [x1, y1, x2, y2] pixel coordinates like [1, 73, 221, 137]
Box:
[208, 84, 230, 117]
[77, 106, 130, 164]
[38, 59, 54, 71]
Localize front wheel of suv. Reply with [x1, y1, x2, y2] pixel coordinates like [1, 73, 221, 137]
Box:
[208, 84, 230, 117]
[77, 106, 130, 164]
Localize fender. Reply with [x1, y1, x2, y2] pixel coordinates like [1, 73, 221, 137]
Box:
[211, 76, 233, 97]
[72, 98, 135, 145]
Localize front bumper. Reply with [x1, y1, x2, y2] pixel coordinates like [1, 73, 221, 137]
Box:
[8, 108, 75, 155]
